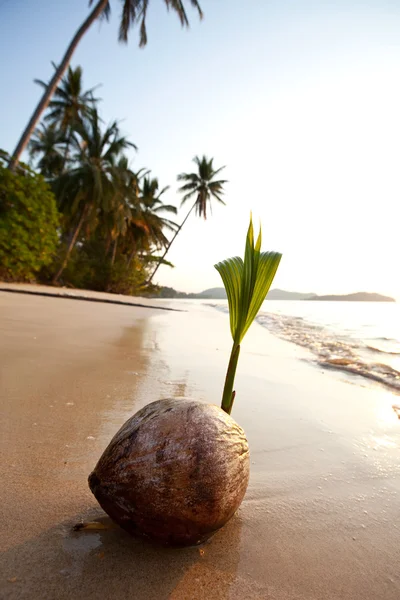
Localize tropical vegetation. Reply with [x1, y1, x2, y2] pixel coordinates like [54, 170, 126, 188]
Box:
[0, 65, 225, 296]
[0, 155, 59, 281]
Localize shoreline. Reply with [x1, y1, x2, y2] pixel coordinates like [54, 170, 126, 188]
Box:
[0, 282, 182, 312]
[1, 292, 400, 599]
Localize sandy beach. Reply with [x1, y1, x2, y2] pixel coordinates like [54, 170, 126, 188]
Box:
[1, 289, 400, 600]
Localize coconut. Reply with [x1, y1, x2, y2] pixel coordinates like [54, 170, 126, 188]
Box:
[88, 398, 250, 546]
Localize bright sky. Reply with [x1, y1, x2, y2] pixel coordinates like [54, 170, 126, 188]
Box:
[1, 0, 399, 298]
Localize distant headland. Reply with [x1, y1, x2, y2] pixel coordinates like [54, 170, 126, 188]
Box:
[153, 287, 395, 302]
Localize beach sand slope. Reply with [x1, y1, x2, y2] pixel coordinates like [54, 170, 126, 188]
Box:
[1, 293, 399, 599]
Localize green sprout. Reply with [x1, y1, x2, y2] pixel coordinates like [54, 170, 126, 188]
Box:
[215, 216, 282, 415]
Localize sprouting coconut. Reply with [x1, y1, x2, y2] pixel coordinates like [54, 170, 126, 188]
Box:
[85, 216, 282, 546]
[88, 399, 249, 546]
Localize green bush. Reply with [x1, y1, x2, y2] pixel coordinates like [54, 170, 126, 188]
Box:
[58, 239, 110, 291]
[106, 257, 150, 295]
[58, 237, 150, 295]
[0, 154, 60, 281]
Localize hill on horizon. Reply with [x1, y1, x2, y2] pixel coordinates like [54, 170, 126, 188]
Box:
[310, 292, 395, 302]
[197, 288, 316, 300]
[154, 287, 395, 302]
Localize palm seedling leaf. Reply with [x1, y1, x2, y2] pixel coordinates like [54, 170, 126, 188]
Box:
[242, 250, 282, 339]
[214, 256, 243, 341]
[215, 216, 282, 344]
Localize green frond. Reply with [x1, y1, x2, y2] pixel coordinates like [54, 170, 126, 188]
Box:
[34, 78, 47, 90]
[216, 215, 282, 414]
[215, 216, 282, 344]
[178, 182, 197, 192]
[177, 172, 199, 182]
[209, 179, 228, 188]
[241, 250, 282, 339]
[210, 165, 226, 178]
[214, 257, 243, 340]
[154, 203, 177, 214]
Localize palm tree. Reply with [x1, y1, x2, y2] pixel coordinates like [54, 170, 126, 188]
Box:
[28, 123, 66, 178]
[36, 65, 99, 163]
[139, 176, 178, 249]
[52, 108, 136, 282]
[178, 155, 227, 219]
[148, 155, 226, 283]
[37, 65, 98, 131]
[8, 0, 203, 170]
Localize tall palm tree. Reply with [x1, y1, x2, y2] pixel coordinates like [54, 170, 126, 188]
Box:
[28, 123, 66, 178]
[36, 65, 99, 163]
[8, 0, 203, 170]
[178, 155, 227, 219]
[148, 155, 226, 283]
[52, 109, 136, 282]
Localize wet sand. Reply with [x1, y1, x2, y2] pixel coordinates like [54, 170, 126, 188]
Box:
[1, 292, 400, 599]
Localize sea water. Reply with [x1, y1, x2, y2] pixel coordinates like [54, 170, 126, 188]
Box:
[210, 300, 400, 395]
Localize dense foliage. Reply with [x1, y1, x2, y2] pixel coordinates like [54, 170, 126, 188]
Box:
[27, 66, 179, 293]
[0, 155, 59, 281]
[2, 65, 225, 295]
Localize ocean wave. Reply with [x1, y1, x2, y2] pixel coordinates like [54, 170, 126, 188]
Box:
[207, 303, 400, 394]
[319, 359, 400, 392]
[256, 312, 400, 393]
[366, 345, 400, 356]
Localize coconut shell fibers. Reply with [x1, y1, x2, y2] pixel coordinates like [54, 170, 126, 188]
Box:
[89, 398, 250, 546]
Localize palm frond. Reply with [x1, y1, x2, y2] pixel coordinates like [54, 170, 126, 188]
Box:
[178, 182, 197, 192]
[216, 216, 282, 415]
[118, 0, 202, 46]
[214, 257, 244, 341]
[180, 190, 197, 205]
[215, 217, 282, 344]
[177, 172, 199, 182]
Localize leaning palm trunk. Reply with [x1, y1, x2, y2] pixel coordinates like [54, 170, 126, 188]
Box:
[147, 202, 196, 284]
[52, 204, 89, 284]
[111, 238, 118, 266]
[8, 0, 108, 171]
